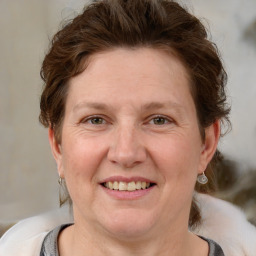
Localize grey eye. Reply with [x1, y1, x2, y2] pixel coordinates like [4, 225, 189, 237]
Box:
[152, 117, 168, 125]
[89, 117, 105, 125]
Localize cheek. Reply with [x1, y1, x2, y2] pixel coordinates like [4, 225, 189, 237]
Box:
[147, 133, 203, 199]
[60, 135, 107, 192]
[149, 134, 202, 173]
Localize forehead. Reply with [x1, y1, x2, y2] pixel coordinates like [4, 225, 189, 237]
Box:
[84, 47, 190, 82]
[67, 47, 193, 110]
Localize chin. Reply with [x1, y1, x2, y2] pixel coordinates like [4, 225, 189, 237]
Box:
[100, 209, 157, 239]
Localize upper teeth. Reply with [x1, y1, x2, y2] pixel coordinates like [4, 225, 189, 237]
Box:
[104, 181, 150, 191]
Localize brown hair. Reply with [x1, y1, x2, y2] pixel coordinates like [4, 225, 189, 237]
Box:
[39, 0, 231, 228]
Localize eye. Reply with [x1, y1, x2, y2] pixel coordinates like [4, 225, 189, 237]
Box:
[149, 116, 171, 125]
[82, 116, 106, 125]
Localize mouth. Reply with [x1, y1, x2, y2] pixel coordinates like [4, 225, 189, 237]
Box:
[101, 181, 156, 192]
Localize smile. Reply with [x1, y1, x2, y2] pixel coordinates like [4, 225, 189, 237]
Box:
[103, 181, 153, 191]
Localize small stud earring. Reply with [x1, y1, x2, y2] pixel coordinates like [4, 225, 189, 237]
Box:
[197, 172, 208, 184]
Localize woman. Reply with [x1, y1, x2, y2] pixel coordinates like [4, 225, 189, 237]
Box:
[1, 0, 256, 255]
[39, 1, 227, 255]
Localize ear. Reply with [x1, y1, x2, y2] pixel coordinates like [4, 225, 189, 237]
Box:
[48, 128, 64, 178]
[198, 120, 220, 174]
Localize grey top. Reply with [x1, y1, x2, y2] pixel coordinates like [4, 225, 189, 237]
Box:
[40, 224, 225, 256]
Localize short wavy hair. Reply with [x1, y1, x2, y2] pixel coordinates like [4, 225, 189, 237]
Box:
[39, 0, 231, 228]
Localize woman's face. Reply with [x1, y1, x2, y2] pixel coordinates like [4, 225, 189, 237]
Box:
[50, 47, 218, 239]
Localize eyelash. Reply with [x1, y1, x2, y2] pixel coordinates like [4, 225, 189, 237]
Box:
[80, 115, 173, 126]
[81, 115, 107, 125]
[147, 115, 173, 126]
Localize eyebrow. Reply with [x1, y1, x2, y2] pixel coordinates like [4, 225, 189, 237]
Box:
[73, 101, 185, 114]
[141, 102, 186, 118]
[73, 102, 109, 112]
[141, 102, 183, 111]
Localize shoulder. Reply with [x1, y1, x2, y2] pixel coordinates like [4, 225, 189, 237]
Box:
[193, 193, 256, 256]
[0, 206, 72, 256]
[199, 236, 225, 256]
[40, 224, 71, 256]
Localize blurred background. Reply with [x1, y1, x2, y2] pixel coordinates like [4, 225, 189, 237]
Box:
[0, 0, 255, 233]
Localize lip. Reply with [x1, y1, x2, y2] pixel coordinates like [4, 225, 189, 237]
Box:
[101, 184, 155, 200]
[99, 176, 155, 184]
[99, 176, 156, 200]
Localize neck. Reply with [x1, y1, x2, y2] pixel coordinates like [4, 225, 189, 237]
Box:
[58, 220, 206, 256]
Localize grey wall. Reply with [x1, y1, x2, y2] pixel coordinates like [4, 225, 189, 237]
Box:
[188, 0, 256, 170]
[0, 0, 255, 222]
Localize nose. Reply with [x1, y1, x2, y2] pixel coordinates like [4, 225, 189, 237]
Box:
[107, 124, 147, 168]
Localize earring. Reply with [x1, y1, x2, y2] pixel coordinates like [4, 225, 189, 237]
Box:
[197, 172, 208, 184]
[58, 177, 63, 185]
[58, 176, 65, 207]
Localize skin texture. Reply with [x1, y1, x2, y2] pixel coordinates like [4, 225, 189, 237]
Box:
[49, 48, 220, 256]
